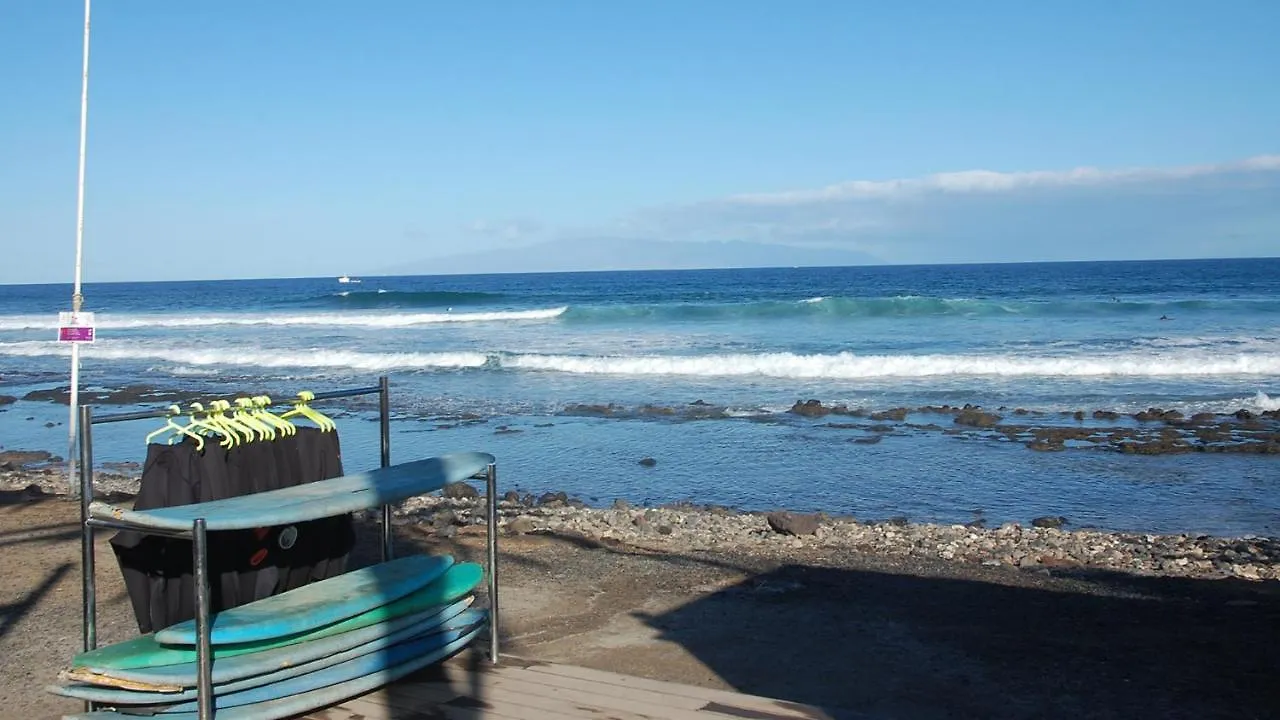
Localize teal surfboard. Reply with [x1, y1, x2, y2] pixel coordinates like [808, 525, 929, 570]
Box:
[89, 452, 493, 532]
[155, 553, 453, 646]
[53, 597, 474, 698]
[68, 562, 484, 673]
[63, 623, 486, 720]
[51, 607, 484, 706]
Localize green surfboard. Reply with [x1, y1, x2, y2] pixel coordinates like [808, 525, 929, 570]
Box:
[69, 562, 483, 673]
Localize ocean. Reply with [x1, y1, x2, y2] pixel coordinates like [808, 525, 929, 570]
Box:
[1, 258, 1278, 537]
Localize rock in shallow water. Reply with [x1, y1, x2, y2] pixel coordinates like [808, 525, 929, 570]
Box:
[1032, 515, 1068, 529]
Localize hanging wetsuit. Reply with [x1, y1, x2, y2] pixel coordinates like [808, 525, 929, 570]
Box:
[110, 427, 356, 634]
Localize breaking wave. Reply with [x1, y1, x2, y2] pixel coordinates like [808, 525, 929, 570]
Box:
[2, 295, 1276, 333]
[1243, 391, 1280, 412]
[3, 341, 1278, 379]
[498, 351, 1280, 379]
[558, 295, 1280, 323]
[0, 341, 489, 372]
[0, 307, 567, 330]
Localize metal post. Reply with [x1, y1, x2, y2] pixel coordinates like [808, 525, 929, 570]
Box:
[379, 375, 393, 561]
[485, 462, 499, 664]
[67, 0, 93, 496]
[78, 405, 95, 713]
[79, 405, 96, 654]
[379, 375, 391, 468]
[193, 518, 214, 720]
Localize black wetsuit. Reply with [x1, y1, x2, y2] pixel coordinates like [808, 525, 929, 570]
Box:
[109, 427, 355, 633]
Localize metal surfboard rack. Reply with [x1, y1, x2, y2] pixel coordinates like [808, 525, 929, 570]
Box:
[73, 375, 502, 719]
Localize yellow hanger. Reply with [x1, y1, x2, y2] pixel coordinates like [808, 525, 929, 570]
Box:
[252, 395, 296, 436]
[231, 398, 272, 441]
[208, 400, 251, 447]
[145, 405, 205, 451]
[280, 390, 335, 431]
[221, 399, 261, 444]
[180, 401, 235, 449]
[185, 402, 223, 437]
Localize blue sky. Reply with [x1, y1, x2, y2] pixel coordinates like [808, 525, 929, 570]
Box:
[1, 0, 1277, 283]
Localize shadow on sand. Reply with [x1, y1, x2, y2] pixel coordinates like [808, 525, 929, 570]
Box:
[638, 560, 1280, 720]
[1, 561, 73, 641]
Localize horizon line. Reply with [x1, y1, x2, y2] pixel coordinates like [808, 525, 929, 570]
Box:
[2, 254, 1278, 288]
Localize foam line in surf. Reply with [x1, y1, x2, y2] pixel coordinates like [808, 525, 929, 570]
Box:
[3, 342, 1277, 379]
[0, 307, 566, 330]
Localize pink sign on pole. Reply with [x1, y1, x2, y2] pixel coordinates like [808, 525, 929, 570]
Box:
[59, 326, 95, 342]
[57, 311, 96, 344]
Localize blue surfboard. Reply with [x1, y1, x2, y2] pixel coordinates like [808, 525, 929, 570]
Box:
[68, 562, 483, 674]
[89, 452, 494, 533]
[53, 608, 484, 707]
[65, 622, 486, 719]
[51, 597, 476, 700]
[155, 553, 453, 645]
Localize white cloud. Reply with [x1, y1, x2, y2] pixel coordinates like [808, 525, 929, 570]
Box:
[620, 153, 1280, 263]
[722, 154, 1280, 206]
[420, 154, 1280, 269]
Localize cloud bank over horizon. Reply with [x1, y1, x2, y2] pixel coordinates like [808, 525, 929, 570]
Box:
[446, 154, 1280, 270]
[601, 154, 1280, 265]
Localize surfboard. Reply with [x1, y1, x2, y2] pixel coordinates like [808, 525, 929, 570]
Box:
[53, 597, 475, 698]
[69, 562, 483, 673]
[63, 623, 486, 720]
[51, 607, 484, 705]
[113, 611, 484, 715]
[154, 553, 453, 646]
[89, 451, 494, 533]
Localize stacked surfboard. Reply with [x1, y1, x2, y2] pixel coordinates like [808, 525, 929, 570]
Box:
[50, 554, 488, 719]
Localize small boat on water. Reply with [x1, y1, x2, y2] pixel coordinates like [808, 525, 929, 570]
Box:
[337, 275, 361, 284]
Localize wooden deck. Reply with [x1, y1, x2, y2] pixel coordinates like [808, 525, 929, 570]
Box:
[301, 654, 835, 720]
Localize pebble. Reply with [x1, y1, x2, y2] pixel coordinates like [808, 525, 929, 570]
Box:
[5, 466, 1277, 582]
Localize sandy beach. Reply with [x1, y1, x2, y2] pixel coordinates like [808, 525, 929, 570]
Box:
[2, 461, 1278, 720]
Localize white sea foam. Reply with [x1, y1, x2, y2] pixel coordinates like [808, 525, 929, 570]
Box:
[163, 365, 222, 377]
[0, 341, 489, 372]
[3, 342, 1278, 379]
[0, 307, 567, 331]
[501, 351, 1280, 379]
[1244, 391, 1280, 412]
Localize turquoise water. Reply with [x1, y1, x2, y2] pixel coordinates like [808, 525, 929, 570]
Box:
[2, 259, 1278, 535]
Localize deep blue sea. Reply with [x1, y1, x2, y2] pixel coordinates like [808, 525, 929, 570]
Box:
[2, 259, 1278, 536]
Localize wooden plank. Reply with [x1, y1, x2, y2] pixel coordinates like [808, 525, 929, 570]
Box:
[358, 686, 548, 719]
[513, 660, 834, 720]
[432, 663, 710, 710]
[388, 669, 772, 720]
[318, 656, 836, 720]
[377, 675, 674, 719]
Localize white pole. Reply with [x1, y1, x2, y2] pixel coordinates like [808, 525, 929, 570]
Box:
[68, 0, 92, 495]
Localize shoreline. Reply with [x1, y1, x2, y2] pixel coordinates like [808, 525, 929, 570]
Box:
[6, 385, 1280, 456]
[5, 461, 1275, 583]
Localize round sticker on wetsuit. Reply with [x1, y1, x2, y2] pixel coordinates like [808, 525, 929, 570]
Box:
[278, 525, 298, 550]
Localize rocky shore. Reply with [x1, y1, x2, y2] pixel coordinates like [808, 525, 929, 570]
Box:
[394, 491, 1280, 582]
[5, 454, 1275, 583]
[8, 379, 1280, 456]
[561, 399, 1280, 455]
